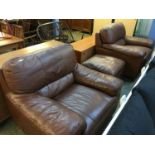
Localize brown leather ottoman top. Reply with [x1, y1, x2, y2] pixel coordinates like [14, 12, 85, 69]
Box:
[83, 54, 125, 76]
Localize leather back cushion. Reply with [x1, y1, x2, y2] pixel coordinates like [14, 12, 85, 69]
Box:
[38, 73, 74, 98]
[115, 39, 126, 45]
[2, 44, 77, 94]
[100, 23, 126, 44]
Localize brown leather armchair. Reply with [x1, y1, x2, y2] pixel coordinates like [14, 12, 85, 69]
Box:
[95, 23, 154, 79]
[1, 44, 123, 135]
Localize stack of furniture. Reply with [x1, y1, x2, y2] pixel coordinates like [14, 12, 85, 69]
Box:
[0, 44, 123, 134]
[0, 20, 38, 47]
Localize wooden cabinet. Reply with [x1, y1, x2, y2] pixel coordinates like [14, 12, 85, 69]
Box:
[60, 19, 94, 34]
[71, 36, 95, 63]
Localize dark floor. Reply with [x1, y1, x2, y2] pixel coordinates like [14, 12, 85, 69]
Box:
[0, 118, 24, 135]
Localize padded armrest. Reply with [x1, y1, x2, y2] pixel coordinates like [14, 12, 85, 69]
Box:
[125, 36, 154, 48]
[103, 44, 146, 57]
[7, 93, 86, 135]
[73, 64, 123, 96]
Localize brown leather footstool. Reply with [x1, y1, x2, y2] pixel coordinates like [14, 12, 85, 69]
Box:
[83, 54, 125, 77]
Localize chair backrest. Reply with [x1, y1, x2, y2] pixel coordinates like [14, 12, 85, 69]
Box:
[37, 21, 74, 43]
[2, 44, 77, 95]
[99, 23, 126, 45]
[12, 24, 24, 38]
[0, 21, 12, 34]
[21, 21, 31, 33]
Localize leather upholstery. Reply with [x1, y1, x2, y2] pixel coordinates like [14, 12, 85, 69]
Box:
[100, 23, 126, 44]
[38, 73, 74, 98]
[74, 64, 123, 97]
[102, 44, 151, 58]
[83, 54, 125, 77]
[125, 36, 154, 48]
[3, 45, 76, 94]
[55, 84, 117, 134]
[95, 23, 154, 79]
[2, 44, 123, 135]
[7, 93, 86, 135]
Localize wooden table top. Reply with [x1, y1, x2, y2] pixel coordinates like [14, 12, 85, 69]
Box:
[0, 32, 23, 47]
[0, 40, 64, 68]
[0, 36, 94, 68]
[71, 35, 95, 52]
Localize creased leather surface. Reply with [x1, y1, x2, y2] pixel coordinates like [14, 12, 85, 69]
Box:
[38, 73, 74, 98]
[83, 54, 125, 76]
[100, 23, 126, 44]
[103, 44, 151, 57]
[55, 84, 117, 134]
[125, 36, 154, 48]
[2, 45, 76, 94]
[74, 64, 123, 96]
[7, 93, 86, 135]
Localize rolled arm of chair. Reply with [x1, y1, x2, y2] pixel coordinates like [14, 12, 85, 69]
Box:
[7, 93, 86, 135]
[103, 44, 146, 57]
[73, 64, 123, 96]
[125, 36, 154, 48]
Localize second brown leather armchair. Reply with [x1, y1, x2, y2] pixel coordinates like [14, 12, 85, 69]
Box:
[95, 23, 154, 79]
[1, 44, 123, 135]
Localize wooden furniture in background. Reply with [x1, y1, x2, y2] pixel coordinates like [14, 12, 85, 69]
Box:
[12, 24, 24, 38]
[71, 35, 95, 63]
[0, 40, 63, 67]
[0, 32, 24, 52]
[0, 21, 11, 34]
[60, 19, 94, 34]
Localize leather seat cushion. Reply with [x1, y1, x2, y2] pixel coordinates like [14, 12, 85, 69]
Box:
[54, 84, 117, 134]
[83, 54, 125, 76]
[7, 93, 86, 135]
